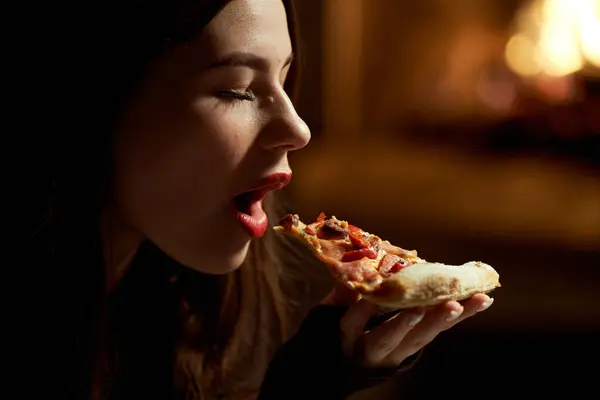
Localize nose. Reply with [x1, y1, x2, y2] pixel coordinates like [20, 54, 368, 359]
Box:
[260, 90, 311, 152]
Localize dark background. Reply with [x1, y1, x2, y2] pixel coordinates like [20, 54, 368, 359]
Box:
[291, 0, 600, 398]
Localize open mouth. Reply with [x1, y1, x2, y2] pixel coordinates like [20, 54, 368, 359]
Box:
[232, 189, 268, 238]
[232, 172, 292, 238]
[233, 190, 264, 215]
[233, 172, 292, 214]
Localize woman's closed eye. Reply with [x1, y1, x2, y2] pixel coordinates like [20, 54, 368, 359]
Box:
[217, 89, 257, 102]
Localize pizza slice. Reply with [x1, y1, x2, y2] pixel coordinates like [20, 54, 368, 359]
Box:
[274, 213, 500, 309]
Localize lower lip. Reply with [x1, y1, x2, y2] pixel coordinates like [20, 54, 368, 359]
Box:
[234, 198, 269, 238]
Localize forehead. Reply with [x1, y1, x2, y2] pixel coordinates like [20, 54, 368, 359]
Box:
[201, 0, 291, 62]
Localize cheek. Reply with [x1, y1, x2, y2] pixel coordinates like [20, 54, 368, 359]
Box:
[191, 98, 259, 164]
[113, 100, 258, 238]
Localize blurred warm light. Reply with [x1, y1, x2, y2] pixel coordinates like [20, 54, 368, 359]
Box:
[539, 0, 584, 76]
[506, 34, 542, 76]
[505, 0, 600, 77]
[579, 7, 600, 67]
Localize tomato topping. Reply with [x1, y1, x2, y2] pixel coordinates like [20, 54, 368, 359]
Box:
[342, 247, 378, 262]
[316, 212, 326, 222]
[390, 260, 409, 273]
[378, 253, 410, 274]
[378, 253, 399, 274]
[348, 224, 362, 233]
[349, 231, 371, 249]
[305, 221, 324, 235]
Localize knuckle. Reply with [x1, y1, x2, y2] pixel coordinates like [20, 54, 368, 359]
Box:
[339, 314, 352, 332]
[411, 342, 425, 355]
[410, 339, 426, 349]
[407, 335, 434, 353]
[351, 340, 368, 363]
[443, 312, 470, 330]
[367, 328, 405, 355]
[340, 329, 357, 351]
[388, 350, 408, 366]
[390, 346, 420, 366]
[353, 338, 381, 366]
[360, 352, 384, 368]
[440, 320, 456, 331]
[339, 315, 358, 337]
[403, 348, 420, 361]
[374, 337, 397, 355]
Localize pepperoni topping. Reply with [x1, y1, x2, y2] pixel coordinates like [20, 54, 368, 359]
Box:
[378, 253, 409, 275]
[319, 219, 349, 240]
[278, 213, 299, 229]
[349, 231, 381, 254]
[342, 247, 378, 262]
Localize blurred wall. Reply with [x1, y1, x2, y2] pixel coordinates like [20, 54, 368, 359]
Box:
[292, 0, 600, 398]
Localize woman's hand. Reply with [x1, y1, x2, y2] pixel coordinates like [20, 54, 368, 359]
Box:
[323, 285, 494, 368]
[259, 284, 494, 399]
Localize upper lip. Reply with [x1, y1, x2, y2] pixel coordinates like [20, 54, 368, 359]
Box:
[237, 172, 292, 196]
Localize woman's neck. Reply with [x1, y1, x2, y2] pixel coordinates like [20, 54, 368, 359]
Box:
[100, 207, 144, 290]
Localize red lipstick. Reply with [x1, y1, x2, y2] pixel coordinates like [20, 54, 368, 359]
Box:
[233, 172, 292, 238]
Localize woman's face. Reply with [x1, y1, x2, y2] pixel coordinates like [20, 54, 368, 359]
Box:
[113, 0, 310, 274]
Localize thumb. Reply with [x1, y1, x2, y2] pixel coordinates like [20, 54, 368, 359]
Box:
[321, 281, 361, 306]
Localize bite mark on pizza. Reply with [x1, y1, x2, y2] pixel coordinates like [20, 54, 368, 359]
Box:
[274, 212, 501, 309]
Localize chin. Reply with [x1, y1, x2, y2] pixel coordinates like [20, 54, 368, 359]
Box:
[165, 239, 252, 275]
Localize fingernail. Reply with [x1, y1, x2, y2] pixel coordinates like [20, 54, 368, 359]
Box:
[477, 297, 494, 312]
[446, 308, 463, 322]
[407, 313, 425, 326]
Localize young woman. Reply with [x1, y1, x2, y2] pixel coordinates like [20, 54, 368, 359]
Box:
[8, 0, 494, 399]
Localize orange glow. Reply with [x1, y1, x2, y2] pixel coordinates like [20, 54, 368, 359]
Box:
[505, 0, 600, 77]
[505, 34, 542, 76]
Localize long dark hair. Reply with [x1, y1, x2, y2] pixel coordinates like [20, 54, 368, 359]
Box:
[8, 1, 306, 399]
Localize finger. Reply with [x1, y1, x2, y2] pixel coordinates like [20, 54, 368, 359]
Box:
[357, 310, 425, 367]
[453, 293, 494, 324]
[339, 298, 378, 357]
[386, 300, 464, 365]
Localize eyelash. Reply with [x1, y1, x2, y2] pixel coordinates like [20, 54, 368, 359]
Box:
[217, 89, 257, 102]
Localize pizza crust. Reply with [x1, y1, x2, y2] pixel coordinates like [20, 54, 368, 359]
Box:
[360, 261, 500, 309]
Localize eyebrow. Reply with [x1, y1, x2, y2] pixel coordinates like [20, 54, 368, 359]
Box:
[207, 51, 294, 72]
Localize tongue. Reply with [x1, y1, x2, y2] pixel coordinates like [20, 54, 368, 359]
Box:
[234, 192, 268, 238]
[244, 196, 262, 216]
